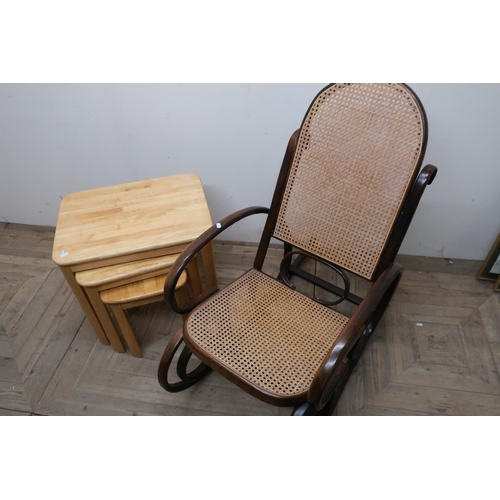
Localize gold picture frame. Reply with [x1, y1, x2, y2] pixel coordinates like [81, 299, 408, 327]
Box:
[477, 231, 500, 282]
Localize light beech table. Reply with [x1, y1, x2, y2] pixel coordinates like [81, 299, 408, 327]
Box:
[52, 173, 217, 353]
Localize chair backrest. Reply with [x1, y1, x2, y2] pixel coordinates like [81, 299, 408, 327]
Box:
[273, 83, 427, 281]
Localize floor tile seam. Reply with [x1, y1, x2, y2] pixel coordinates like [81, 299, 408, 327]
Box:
[0, 406, 33, 415]
[360, 350, 500, 405]
[13, 282, 78, 382]
[368, 380, 500, 398]
[0, 270, 53, 335]
[27, 305, 86, 412]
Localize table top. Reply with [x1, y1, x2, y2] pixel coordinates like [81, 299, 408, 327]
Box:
[52, 173, 213, 267]
[74, 253, 181, 288]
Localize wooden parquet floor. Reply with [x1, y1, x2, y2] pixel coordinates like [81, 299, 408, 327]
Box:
[1, 221, 499, 416]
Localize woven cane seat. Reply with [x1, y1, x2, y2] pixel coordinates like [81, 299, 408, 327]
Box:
[185, 269, 349, 402]
[274, 83, 424, 280]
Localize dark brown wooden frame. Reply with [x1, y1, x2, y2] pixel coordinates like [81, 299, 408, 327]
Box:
[476, 231, 500, 282]
[494, 275, 500, 293]
[158, 83, 438, 415]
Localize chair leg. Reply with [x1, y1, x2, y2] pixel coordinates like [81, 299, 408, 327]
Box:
[291, 402, 318, 416]
[158, 325, 212, 392]
[174, 283, 191, 322]
[186, 258, 203, 297]
[200, 242, 218, 289]
[317, 360, 359, 415]
[291, 358, 360, 416]
[317, 271, 404, 415]
[176, 344, 212, 383]
[278, 243, 294, 282]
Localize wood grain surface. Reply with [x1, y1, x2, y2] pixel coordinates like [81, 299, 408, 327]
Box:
[52, 174, 213, 266]
[1, 223, 499, 415]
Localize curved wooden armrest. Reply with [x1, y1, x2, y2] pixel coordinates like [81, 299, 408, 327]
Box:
[423, 164, 438, 185]
[164, 206, 270, 314]
[308, 262, 404, 410]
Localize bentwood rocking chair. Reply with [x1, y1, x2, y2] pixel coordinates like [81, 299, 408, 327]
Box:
[157, 83, 437, 416]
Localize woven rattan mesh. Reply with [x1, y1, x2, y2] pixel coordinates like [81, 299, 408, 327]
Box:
[274, 83, 424, 280]
[186, 269, 349, 398]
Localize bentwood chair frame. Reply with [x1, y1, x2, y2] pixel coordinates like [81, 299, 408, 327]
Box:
[157, 83, 437, 416]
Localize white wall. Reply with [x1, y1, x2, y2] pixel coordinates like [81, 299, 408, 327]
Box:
[400, 84, 500, 260]
[0, 83, 499, 260]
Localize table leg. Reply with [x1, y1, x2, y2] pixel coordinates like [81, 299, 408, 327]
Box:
[59, 266, 110, 346]
[110, 305, 142, 358]
[85, 287, 126, 353]
[109, 276, 191, 358]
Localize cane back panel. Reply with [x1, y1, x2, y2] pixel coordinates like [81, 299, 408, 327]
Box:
[273, 83, 425, 280]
